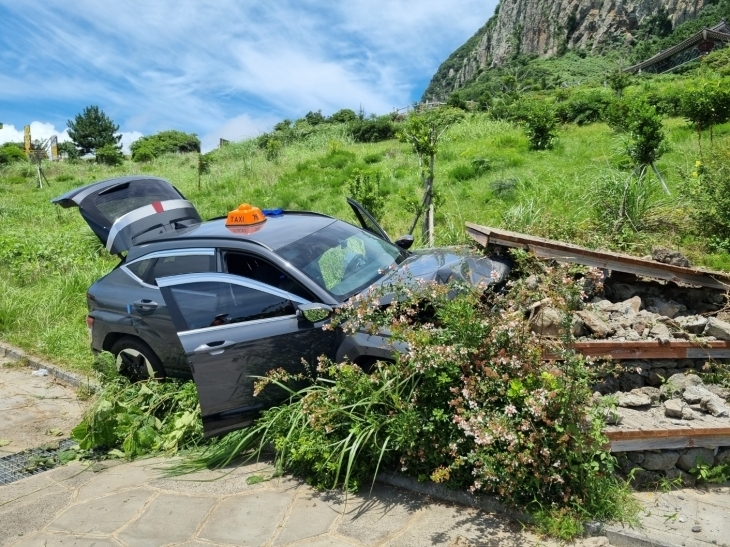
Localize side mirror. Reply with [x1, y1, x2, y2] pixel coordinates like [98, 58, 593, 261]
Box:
[394, 235, 414, 250]
[297, 303, 333, 323]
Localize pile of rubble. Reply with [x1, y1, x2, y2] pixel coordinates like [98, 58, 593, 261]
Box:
[612, 373, 730, 419]
[531, 272, 730, 344]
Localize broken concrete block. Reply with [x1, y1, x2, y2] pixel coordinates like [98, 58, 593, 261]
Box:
[617, 391, 651, 407]
[664, 398, 688, 418]
[576, 310, 614, 338]
[646, 297, 685, 318]
[652, 247, 691, 267]
[703, 317, 730, 341]
[683, 385, 715, 404]
[530, 307, 563, 337]
[675, 315, 707, 334]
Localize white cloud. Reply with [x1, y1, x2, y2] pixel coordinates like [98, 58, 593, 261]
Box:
[120, 132, 144, 154]
[0, 122, 70, 145]
[201, 113, 281, 152]
[0, 1, 499, 143]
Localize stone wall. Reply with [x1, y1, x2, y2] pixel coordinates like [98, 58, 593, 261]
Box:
[617, 446, 730, 487]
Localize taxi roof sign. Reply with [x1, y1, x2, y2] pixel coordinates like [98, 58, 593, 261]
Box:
[226, 203, 267, 226]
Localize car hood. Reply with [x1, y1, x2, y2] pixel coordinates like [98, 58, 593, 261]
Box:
[366, 247, 511, 297]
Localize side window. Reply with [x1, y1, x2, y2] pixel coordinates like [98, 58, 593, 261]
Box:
[168, 281, 296, 330]
[125, 258, 154, 281]
[224, 252, 314, 301]
[150, 255, 215, 285]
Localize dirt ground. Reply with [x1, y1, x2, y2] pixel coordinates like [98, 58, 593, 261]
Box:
[0, 357, 88, 455]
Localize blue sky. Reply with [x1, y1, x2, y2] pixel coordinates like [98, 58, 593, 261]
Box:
[0, 1, 497, 152]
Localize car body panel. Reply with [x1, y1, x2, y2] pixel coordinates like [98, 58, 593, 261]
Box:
[52, 176, 201, 255]
[157, 273, 336, 437]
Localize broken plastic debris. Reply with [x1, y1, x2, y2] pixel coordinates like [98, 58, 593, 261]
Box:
[31, 368, 48, 376]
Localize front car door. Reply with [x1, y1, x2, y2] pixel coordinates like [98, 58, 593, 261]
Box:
[157, 273, 336, 437]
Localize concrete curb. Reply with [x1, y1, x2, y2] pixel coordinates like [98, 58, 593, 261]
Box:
[604, 526, 676, 547]
[0, 341, 99, 391]
[375, 470, 532, 524]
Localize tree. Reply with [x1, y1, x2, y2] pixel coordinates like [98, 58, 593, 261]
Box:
[607, 67, 631, 98]
[57, 141, 80, 160]
[522, 100, 558, 150]
[397, 107, 465, 244]
[609, 99, 670, 195]
[329, 109, 358, 124]
[67, 105, 122, 155]
[680, 84, 730, 154]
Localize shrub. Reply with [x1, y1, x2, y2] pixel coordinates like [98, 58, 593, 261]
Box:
[522, 101, 558, 150]
[470, 157, 491, 174]
[178, 260, 635, 536]
[363, 153, 383, 164]
[448, 163, 478, 181]
[130, 130, 200, 161]
[682, 144, 730, 250]
[95, 144, 124, 166]
[555, 89, 614, 125]
[349, 117, 396, 143]
[329, 109, 358, 124]
[679, 83, 730, 150]
[346, 168, 385, 221]
[0, 143, 25, 165]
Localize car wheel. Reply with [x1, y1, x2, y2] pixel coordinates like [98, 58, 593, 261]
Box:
[110, 337, 166, 381]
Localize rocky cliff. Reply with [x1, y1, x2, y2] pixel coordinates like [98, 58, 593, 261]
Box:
[424, 0, 707, 99]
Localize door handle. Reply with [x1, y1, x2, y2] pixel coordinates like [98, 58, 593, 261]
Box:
[193, 341, 236, 355]
[133, 299, 158, 310]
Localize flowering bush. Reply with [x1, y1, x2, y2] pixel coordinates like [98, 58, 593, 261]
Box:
[187, 250, 632, 531]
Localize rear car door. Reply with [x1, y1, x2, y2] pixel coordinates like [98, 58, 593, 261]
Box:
[157, 273, 337, 437]
[52, 176, 201, 255]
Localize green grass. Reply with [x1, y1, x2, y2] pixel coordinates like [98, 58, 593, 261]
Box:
[1, 111, 728, 374]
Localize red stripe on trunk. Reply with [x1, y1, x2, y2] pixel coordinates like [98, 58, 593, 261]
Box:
[152, 201, 164, 213]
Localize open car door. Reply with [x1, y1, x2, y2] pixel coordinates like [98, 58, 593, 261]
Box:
[347, 197, 391, 243]
[52, 176, 201, 255]
[156, 273, 337, 437]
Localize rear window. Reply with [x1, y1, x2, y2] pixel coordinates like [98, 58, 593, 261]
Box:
[95, 180, 182, 222]
[125, 254, 215, 285]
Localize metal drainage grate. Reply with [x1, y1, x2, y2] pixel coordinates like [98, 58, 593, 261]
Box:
[0, 439, 77, 486]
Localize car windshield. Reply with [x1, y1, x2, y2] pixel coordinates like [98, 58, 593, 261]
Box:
[277, 221, 406, 301]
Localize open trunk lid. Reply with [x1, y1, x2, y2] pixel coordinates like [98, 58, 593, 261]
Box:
[52, 176, 201, 255]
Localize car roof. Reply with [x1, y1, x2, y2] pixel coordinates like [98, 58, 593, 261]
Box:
[127, 211, 338, 260]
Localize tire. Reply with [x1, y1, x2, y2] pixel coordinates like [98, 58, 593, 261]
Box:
[110, 336, 166, 381]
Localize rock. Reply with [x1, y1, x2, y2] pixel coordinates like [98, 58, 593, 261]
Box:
[683, 385, 715, 404]
[675, 315, 707, 334]
[641, 450, 680, 471]
[646, 297, 685, 318]
[692, 525, 702, 533]
[593, 375, 620, 395]
[660, 374, 703, 398]
[652, 247, 691, 268]
[647, 368, 666, 387]
[591, 298, 613, 310]
[664, 398, 689, 418]
[666, 467, 697, 487]
[649, 322, 672, 340]
[705, 384, 730, 400]
[637, 386, 661, 402]
[605, 296, 642, 315]
[530, 307, 563, 337]
[632, 322, 647, 336]
[677, 448, 715, 472]
[619, 373, 645, 392]
[576, 310, 614, 338]
[605, 283, 637, 302]
[618, 391, 651, 407]
[715, 448, 730, 466]
[525, 275, 540, 290]
[631, 468, 662, 488]
[701, 395, 729, 417]
[572, 316, 587, 337]
[626, 452, 644, 464]
[581, 537, 609, 547]
[703, 317, 730, 341]
[682, 406, 697, 420]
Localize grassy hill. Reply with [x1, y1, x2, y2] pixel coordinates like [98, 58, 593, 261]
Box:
[2, 71, 730, 374]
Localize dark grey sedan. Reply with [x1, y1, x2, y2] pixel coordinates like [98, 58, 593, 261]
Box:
[53, 176, 510, 436]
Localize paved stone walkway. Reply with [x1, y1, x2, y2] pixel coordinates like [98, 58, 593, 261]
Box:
[0, 458, 556, 547]
[606, 485, 730, 547]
